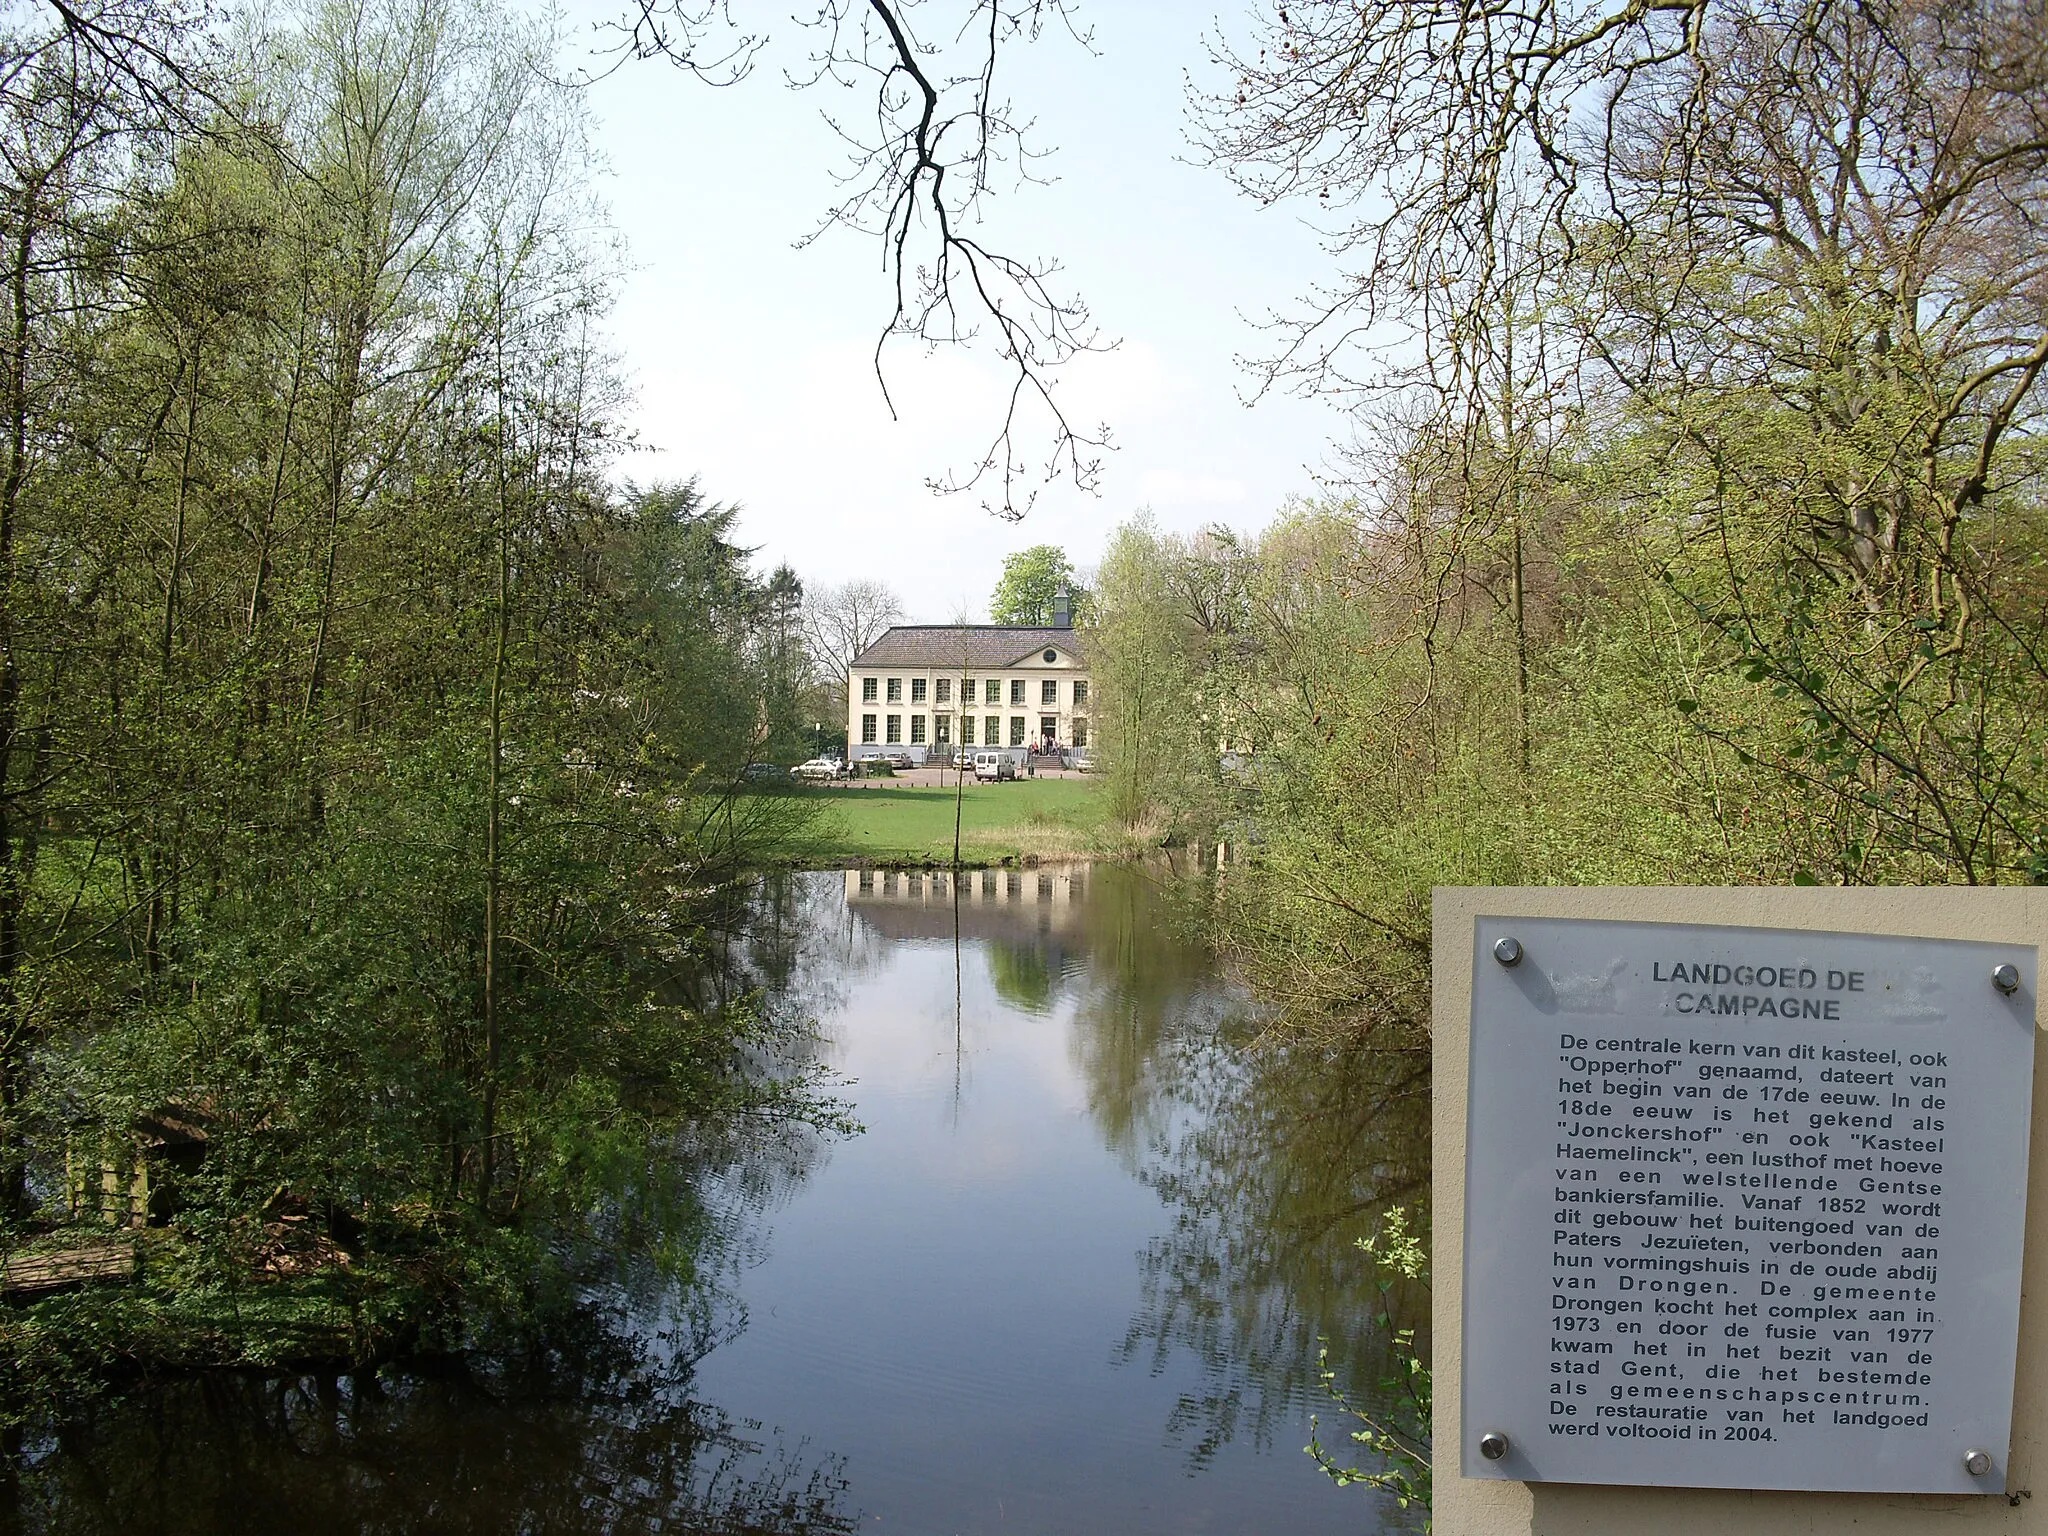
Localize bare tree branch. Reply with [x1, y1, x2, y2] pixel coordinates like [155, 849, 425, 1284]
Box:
[604, 0, 1111, 518]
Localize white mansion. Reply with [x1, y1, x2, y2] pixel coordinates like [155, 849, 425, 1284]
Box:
[847, 623, 1090, 761]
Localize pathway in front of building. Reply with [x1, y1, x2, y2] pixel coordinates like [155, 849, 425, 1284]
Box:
[825, 764, 1089, 788]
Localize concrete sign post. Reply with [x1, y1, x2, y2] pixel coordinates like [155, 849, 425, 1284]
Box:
[1436, 889, 2048, 1535]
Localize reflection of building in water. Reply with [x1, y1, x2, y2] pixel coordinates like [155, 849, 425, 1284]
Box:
[846, 864, 1088, 906]
[843, 864, 1092, 942]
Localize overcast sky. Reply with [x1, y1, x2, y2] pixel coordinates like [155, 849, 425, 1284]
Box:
[557, 1, 1344, 622]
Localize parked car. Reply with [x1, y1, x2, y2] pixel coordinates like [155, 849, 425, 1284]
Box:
[791, 756, 849, 781]
[742, 761, 785, 782]
[973, 750, 1016, 782]
[883, 750, 914, 770]
[1070, 748, 1097, 773]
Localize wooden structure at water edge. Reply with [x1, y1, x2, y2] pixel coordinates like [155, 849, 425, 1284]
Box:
[2, 1235, 138, 1297]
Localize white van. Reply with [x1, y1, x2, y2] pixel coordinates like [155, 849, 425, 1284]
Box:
[973, 750, 1015, 782]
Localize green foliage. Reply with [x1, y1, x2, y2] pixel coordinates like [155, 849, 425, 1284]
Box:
[616, 482, 818, 783]
[1307, 1207, 1432, 1526]
[989, 543, 1086, 626]
[1175, 0, 2048, 899]
[985, 940, 1055, 1013]
[0, 0, 842, 1414]
[1085, 516, 1228, 832]
[1085, 388, 2047, 1022]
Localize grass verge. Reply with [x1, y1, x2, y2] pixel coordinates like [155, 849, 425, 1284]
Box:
[781, 776, 1112, 864]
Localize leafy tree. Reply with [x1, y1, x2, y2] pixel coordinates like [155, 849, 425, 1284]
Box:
[1198, 0, 2048, 884]
[1088, 520, 1203, 829]
[989, 543, 1084, 626]
[0, 0, 843, 1415]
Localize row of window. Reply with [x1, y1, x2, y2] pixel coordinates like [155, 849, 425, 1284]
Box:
[858, 715, 1091, 748]
[860, 676, 1088, 708]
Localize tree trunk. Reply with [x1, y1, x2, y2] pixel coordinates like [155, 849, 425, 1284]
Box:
[163, 341, 200, 673]
[480, 346, 514, 1210]
[0, 192, 34, 1218]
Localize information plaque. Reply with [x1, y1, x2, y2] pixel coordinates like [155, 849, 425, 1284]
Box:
[1462, 917, 2036, 1493]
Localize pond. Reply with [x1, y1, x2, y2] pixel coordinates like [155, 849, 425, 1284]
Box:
[0, 863, 1429, 1535]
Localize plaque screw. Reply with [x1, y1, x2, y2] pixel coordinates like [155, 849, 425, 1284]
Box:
[1479, 1432, 1510, 1461]
[1992, 963, 2021, 995]
[1964, 1448, 1993, 1477]
[1493, 937, 1524, 967]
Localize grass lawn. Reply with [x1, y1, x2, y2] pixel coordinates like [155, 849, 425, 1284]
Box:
[799, 775, 1109, 863]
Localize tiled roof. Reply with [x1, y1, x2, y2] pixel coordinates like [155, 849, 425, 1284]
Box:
[851, 626, 1087, 669]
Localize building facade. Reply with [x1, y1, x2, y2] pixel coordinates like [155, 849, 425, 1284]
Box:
[847, 625, 1089, 762]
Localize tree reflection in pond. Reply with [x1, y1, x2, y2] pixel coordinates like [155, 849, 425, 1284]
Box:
[2, 1361, 857, 1536]
[3, 865, 1427, 1534]
[846, 858, 1430, 1488]
[1061, 860, 1236, 1162]
[2, 875, 867, 1536]
[986, 938, 1059, 1013]
[1, 1222, 862, 1535]
[1060, 863, 1430, 1475]
[1116, 1028, 1429, 1471]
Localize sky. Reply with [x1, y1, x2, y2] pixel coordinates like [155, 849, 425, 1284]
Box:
[553, 0, 1349, 622]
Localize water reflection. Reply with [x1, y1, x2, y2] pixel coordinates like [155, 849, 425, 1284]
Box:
[2, 1366, 855, 1536]
[1119, 1028, 1430, 1468]
[2, 864, 1426, 1535]
[837, 862, 1429, 1490]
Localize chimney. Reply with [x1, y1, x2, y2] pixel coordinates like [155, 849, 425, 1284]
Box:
[1052, 585, 1071, 628]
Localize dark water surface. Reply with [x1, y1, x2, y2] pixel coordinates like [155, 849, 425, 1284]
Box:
[1, 864, 1429, 1535]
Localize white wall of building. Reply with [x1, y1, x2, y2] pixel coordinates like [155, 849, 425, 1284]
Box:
[848, 646, 1091, 761]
